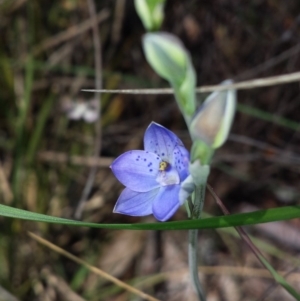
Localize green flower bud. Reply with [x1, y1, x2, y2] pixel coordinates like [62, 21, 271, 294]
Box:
[190, 79, 236, 149]
[142, 32, 196, 116]
[134, 0, 165, 31]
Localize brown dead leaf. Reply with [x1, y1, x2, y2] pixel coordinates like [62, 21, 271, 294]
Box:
[218, 274, 240, 301]
[99, 230, 145, 277]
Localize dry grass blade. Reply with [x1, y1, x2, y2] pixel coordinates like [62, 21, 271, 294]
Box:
[38, 151, 113, 167]
[111, 266, 300, 294]
[28, 232, 161, 301]
[196, 266, 300, 282]
[32, 9, 110, 56]
[82, 71, 300, 94]
[74, 0, 104, 220]
[235, 43, 300, 80]
[207, 184, 300, 300]
[42, 268, 87, 301]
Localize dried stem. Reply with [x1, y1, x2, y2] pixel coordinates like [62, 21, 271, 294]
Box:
[32, 9, 109, 56]
[28, 232, 160, 301]
[207, 183, 300, 300]
[75, 0, 102, 219]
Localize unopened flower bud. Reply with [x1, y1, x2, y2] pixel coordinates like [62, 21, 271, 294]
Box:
[190, 79, 236, 149]
[134, 0, 165, 31]
[142, 32, 196, 116]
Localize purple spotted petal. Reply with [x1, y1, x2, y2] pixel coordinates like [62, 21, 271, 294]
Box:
[144, 122, 183, 162]
[113, 187, 160, 216]
[173, 145, 190, 181]
[111, 150, 161, 192]
[152, 185, 181, 221]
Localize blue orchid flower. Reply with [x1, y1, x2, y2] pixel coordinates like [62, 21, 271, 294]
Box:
[111, 122, 190, 221]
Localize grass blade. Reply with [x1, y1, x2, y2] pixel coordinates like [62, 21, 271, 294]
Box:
[207, 184, 300, 300]
[237, 103, 300, 132]
[28, 232, 160, 301]
[0, 203, 300, 231]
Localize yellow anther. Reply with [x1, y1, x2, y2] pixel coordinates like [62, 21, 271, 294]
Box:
[159, 161, 169, 171]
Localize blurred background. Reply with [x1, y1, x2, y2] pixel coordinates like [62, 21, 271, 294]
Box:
[1, 0, 300, 300]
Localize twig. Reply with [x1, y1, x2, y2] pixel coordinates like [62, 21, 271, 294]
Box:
[229, 134, 300, 164]
[74, 0, 103, 219]
[38, 151, 113, 167]
[32, 9, 110, 57]
[207, 184, 263, 258]
[6, 0, 27, 13]
[42, 268, 87, 301]
[126, 265, 300, 294]
[258, 268, 299, 301]
[111, 0, 126, 44]
[82, 70, 300, 94]
[28, 232, 160, 301]
[207, 184, 300, 300]
[235, 43, 300, 81]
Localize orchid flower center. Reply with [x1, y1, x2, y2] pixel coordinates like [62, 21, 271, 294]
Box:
[156, 160, 180, 186]
[159, 161, 169, 171]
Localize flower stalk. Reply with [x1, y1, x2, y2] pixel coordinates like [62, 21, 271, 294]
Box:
[187, 146, 212, 301]
[189, 228, 206, 301]
[114, 29, 237, 300]
[188, 183, 207, 301]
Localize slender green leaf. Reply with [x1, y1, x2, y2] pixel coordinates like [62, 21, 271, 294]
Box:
[207, 215, 300, 265]
[207, 183, 300, 299]
[237, 103, 300, 132]
[27, 94, 55, 164]
[259, 255, 300, 300]
[12, 55, 34, 198]
[0, 204, 300, 230]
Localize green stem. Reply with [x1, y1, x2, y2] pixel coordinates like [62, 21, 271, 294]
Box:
[192, 184, 206, 219]
[188, 229, 206, 301]
[12, 54, 34, 199]
[12, 0, 35, 199]
[27, 94, 54, 165]
[188, 184, 206, 301]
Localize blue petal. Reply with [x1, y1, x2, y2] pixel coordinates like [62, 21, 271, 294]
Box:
[113, 187, 159, 216]
[111, 150, 161, 192]
[144, 122, 183, 162]
[173, 145, 190, 181]
[152, 185, 181, 221]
